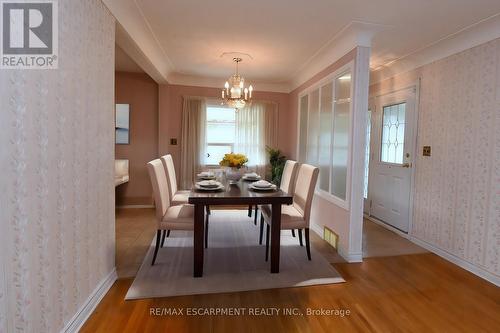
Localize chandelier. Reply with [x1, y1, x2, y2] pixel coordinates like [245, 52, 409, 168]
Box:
[221, 57, 253, 109]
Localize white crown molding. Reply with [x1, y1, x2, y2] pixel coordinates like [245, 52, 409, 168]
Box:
[103, 0, 173, 84]
[289, 21, 389, 91]
[167, 73, 291, 93]
[370, 12, 500, 84]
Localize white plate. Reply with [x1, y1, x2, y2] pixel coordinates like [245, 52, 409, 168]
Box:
[242, 175, 261, 181]
[196, 180, 221, 188]
[195, 184, 225, 191]
[249, 184, 277, 191]
[197, 174, 216, 180]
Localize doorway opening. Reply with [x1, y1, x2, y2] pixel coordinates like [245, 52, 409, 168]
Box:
[361, 86, 425, 257]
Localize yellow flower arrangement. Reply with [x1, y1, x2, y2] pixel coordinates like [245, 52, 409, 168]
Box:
[219, 153, 248, 169]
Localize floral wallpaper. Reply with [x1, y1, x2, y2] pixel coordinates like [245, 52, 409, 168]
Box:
[0, 1, 115, 332]
[412, 38, 500, 278]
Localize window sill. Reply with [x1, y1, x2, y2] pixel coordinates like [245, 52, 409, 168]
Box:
[314, 189, 349, 210]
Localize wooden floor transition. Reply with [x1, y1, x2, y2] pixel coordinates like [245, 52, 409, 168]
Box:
[81, 208, 500, 332]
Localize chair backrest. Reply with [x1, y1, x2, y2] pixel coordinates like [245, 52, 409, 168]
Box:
[293, 163, 319, 225]
[160, 154, 178, 197]
[147, 159, 171, 221]
[280, 160, 298, 195]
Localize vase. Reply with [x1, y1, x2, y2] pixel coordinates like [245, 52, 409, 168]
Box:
[226, 167, 243, 184]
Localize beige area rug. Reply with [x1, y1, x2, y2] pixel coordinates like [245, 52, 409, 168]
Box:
[126, 210, 344, 300]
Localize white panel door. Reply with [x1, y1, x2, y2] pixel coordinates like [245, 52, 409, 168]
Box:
[369, 88, 416, 232]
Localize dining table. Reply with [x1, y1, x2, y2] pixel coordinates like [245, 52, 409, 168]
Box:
[188, 178, 293, 278]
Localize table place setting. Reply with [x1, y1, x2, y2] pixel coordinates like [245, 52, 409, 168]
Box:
[242, 172, 261, 181]
[248, 180, 277, 191]
[195, 179, 225, 191]
[197, 171, 216, 180]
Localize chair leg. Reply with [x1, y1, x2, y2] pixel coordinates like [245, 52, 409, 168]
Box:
[248, 205, 252, 217]
[265, 224, 270, 261]
[161, 230, 166, 247]
[151, 230, 161, 266]
[206, 205, 211, 215]
[298, 229, 303, 246]
[205, 211, 209, 249]
[305, 228, 312, 260]
[259, 214, 264, 245]
[254, 205, 258, 225]
[291, 229, 296, 237]
[167, 230, 170, 237]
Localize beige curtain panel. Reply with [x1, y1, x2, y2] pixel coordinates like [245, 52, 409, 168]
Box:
[180, 97, 207, 189]
[235, 101, 278, 178]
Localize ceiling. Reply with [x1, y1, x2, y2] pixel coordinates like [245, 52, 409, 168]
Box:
[115, 45, 143, 73]
[117, 0, 500, 85]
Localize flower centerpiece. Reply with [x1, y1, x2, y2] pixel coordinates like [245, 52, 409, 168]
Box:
[219, 153, 248, 184]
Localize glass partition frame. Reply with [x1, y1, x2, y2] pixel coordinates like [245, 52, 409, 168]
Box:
[296, 61, 354, 209]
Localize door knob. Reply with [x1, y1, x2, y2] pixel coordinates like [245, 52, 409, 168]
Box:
[402, 163, 411, 168]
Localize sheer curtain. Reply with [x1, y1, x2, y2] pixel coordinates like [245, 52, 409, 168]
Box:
[235, 101, 278, 177]
[180, 97, 207, 189]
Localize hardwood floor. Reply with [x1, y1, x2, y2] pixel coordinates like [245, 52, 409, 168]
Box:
[95, 208, 499, 332]
[82, 253, 500, 332]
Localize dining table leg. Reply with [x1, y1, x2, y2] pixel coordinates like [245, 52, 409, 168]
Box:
[193, 203, 205, 277]
[270, 203, 282, 273]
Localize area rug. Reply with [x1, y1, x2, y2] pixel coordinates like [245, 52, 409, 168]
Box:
[126, 210, 344, 300]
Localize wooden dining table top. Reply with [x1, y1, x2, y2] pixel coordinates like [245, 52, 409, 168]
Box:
[188, 179, 293, 206]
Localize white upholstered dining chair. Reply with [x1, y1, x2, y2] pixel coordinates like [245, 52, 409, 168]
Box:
[259, 160, 298, 244]
[147, 158, 196, 265]
[261, 163, 319, 261]
[161, 154, 191, 205]
[161, 154, 211, 236]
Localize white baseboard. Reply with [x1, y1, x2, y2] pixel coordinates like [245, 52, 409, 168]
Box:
[310, 222, 363, 263]
[61, 268, 117, 333]
[310, 222, 323, 239]
[338, 249, 363, 263]
[116, 204, 154, 209]
[409, 237, 500, 287]
[364, 214, 500, 287]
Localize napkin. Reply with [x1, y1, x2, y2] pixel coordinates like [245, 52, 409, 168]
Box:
[197, 180, 219, 187]
[253, 180, 272, 188]
[244, 172, 259, 178]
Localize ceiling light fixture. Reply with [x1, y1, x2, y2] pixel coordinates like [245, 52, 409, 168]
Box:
[221, 57, 253, 110]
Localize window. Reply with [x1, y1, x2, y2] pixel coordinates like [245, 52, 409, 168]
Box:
[297, 66, 352, 205]
[205, 106, 236, 165]
[381, 102, 406, 164]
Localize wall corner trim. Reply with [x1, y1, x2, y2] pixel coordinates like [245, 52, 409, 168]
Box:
[61, 268, 118, 333]
[310, 222, 363, 263]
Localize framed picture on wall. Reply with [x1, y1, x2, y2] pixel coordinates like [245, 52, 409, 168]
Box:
[115, 104, 130, 144]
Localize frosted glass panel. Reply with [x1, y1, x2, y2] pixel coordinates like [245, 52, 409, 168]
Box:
[331, 72, 351, 200]
[318, 83, 333, 191]
[298, 95, 309, 162]
[381, 103, 406, 164]
[306, 89, 320, 165]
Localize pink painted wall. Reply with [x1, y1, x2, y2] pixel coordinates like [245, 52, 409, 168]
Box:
[158, 84, 291, 179]
[115, 72, 159, 205]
